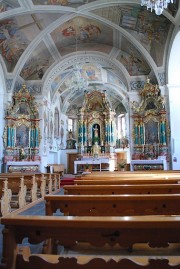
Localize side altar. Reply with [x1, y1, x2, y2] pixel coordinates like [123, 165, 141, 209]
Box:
[3, 84, 41, 172]
[131, 79, 170, 170]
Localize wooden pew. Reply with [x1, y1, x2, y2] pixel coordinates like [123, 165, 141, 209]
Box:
[0, 179, 12, 216]
[0, 173, 39, 204]
[74, 178, 180, 185]
[79, 173, 180, 180]
[0, 176, 27, 209]
[64, 183, 180, 195]
[45, 194, 180, 216]
[0, 173, 60, 213]
[2, 214, 180, 269]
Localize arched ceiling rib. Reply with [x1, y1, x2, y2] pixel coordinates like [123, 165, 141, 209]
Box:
[0, 0, 178, 113]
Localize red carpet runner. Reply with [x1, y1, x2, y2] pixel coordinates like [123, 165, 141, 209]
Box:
[60, 177, 75, 187]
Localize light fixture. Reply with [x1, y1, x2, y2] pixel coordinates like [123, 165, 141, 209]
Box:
[141, 0, 174, 15]
[72, 18, 88, 91]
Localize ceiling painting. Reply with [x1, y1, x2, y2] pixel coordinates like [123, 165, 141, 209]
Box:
[116, 38, 151, 76]
[0, 2, 15, 13]
[118, 6, 171, 67]
[93, 5, 171, 67]
[32, 0, 95, 8]
[81, 64, 101, 81]
[20, 41, 54, 80]
[51, 71, 70, 94]
[0, 18, 29, 72]
[51, 16, 113, 56]
[0, 13, 61, 72]
[107, 71, 126, 90]
[92, 5, 121, 25]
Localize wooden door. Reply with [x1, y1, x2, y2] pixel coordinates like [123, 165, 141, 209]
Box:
[68, 153, 78, 174]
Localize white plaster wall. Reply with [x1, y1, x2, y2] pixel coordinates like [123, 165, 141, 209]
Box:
[168, 31, 180, 169]
[0, 66, 6, 172]
[168, 86, 180, 169]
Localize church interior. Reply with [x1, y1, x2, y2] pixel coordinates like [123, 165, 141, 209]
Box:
[0, 0, 180, 268]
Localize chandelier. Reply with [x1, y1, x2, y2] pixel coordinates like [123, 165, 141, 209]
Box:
[141, 0, 174, 15]
[71, 18, 88, 91]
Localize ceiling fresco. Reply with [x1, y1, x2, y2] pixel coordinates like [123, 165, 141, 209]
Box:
[0, 1, 20, 12]
[0, 13, 61, 72]
[51, 16, 113, 56]
[33, 0, 95, 7]
[20, 41, 55, 80]
[117, 38, 151, 76]
[0, 0, 179, 114]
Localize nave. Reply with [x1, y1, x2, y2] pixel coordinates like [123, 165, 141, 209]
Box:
[1, 170, 180, 269]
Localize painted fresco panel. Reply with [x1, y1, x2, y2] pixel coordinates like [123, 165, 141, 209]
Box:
[20, 41, 54, 80]
[0, 13, 60, 72]
[33, 0, 95, 8]
[51, 17, 113, 56]
[94, 5, 171, 67]
[107, 72, 126, 89]
[0, 1, 19, 13]
[119, 6, 171, 67]
[81, 64, 102, 81]
[116, 38, 151, 76]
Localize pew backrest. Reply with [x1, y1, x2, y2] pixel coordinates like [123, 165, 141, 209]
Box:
[45, 194, 180, 216]
[64, 183, 180, 195]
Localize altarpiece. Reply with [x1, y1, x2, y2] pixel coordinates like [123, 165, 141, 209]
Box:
[131, 79, 169, 170]
[3, 84, 41, 172]
[77, 90, 116, 157]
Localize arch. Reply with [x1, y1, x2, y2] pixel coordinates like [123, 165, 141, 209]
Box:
[168, 31, 180, 85]
[0, 64, 6, 167]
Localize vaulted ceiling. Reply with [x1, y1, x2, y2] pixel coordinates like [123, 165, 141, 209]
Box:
[0, 0, 179, 116]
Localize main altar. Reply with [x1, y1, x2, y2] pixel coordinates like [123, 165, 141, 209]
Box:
[3, 84, 41, 173]
[75, 90, 117, 171]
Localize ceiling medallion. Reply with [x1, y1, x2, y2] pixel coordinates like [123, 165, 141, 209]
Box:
[141, 0, 173, 15]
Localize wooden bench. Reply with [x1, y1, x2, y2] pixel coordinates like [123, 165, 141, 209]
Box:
[79, 173, 180, 180]
[74, 178, 180, 185]
[2, 214, 180, 269]
[64, 183, 180, 195]
[0, 173, 61, 213]
[45, 194, 180, 216]
[0, 179, 12, 216]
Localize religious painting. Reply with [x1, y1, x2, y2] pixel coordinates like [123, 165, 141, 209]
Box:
[118, 6, 171, 67]
[16, 124, 29, 147]
[51, 16, 113, 56]
[0, 1, 18, 13]
[51, 71, 70, 97]
[0, 18, 29, 72]
[54, 107, 60, 137]
[81, 64, 102, 81]
[33, 0, 95, 8]
[117, 38, 151, 76]
[17, 103, 30, 115]
[107, 71, 126, 89]
[145, 120, 159, 145]
[20, 41, 54, 80]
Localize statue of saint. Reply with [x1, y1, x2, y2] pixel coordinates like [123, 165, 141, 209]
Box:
[93, 125, 99, 138]
[92, 141, 100, 157]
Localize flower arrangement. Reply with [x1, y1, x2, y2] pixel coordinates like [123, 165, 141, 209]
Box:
[85, 163, 89, 169]
[146, 152, 154, 159]
[118, 160, 126, 169]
